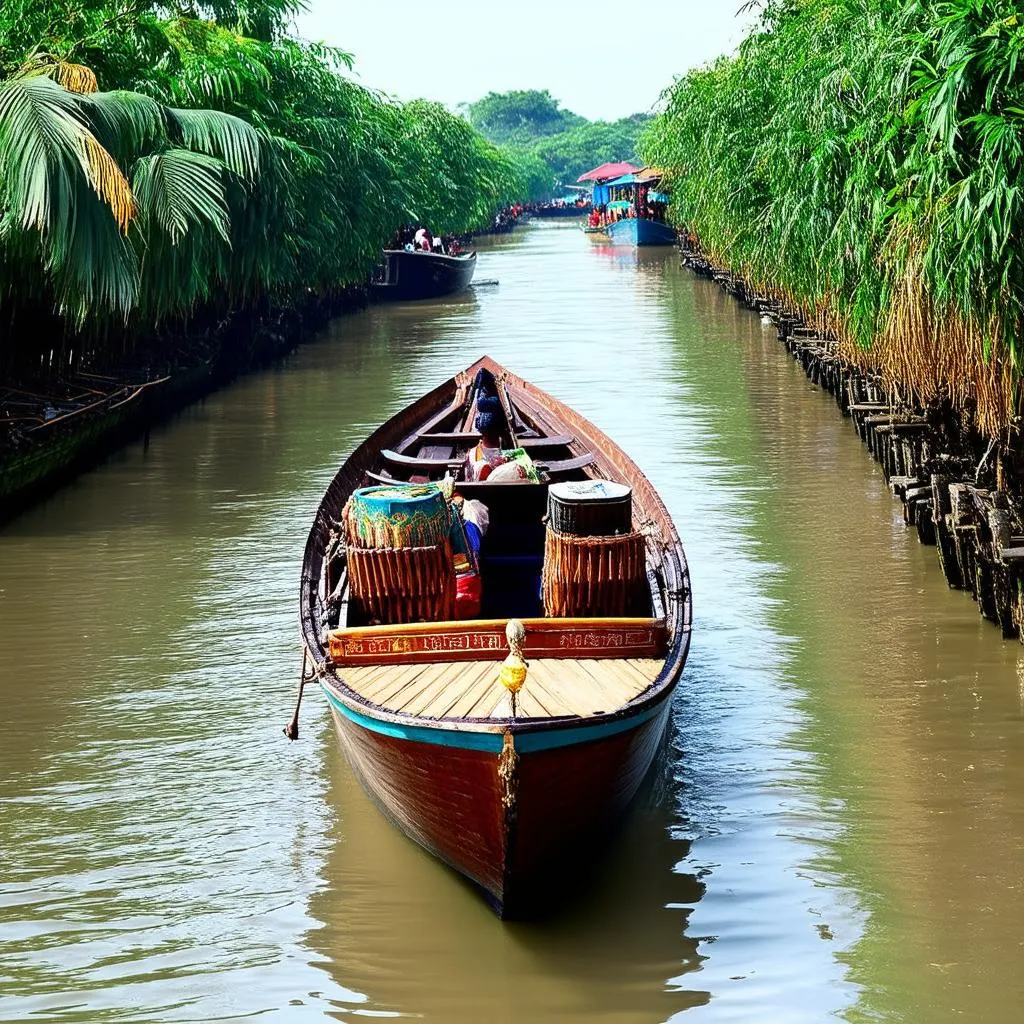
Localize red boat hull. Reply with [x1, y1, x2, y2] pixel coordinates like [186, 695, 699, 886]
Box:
[328, 697, 672, 917]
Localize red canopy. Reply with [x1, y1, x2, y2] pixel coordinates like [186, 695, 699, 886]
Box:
[576, 161, 641, 183]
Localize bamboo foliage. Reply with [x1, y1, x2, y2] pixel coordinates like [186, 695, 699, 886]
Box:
[642, 0, 1024, 437]
[0, 4, 535, 375]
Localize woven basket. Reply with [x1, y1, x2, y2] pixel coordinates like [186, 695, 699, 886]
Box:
[347, 540, 455, 625]
[541, 528, 647, 618]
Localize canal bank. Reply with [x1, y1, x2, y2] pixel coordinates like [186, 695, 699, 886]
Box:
[0, 287, 369, 527]
[0, 219, 535, 528]
[681, 241, 1024, 649]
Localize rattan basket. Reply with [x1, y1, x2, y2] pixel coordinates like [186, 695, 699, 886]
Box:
[346, 540, 455, 624]
[541, 527, 647, 618]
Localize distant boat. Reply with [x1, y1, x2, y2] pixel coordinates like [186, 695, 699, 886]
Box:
[587, 166, 676, 247]
[296, 355, 692, 918]
[606, 218, 676, 246]
[532, 202, 590, 219]
[373, 249, 476, 301]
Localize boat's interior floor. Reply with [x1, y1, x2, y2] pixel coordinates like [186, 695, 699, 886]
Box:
[341, 657, 663, 721]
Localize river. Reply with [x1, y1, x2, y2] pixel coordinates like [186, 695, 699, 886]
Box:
[2, 221, 1023, 1023]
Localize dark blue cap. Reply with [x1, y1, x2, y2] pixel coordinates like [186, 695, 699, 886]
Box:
[475, 410, 500, 436]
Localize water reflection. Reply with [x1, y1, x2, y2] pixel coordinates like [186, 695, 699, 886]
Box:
[310, 723, 708, 1024]
[4, 221, 1024, 1022]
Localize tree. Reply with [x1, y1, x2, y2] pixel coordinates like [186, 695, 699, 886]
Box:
[640, 0, 1024, 438]
[464, 89, 583, 146]
[0, 4, 535, 381]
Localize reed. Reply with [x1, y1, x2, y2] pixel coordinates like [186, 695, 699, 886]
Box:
[642, 0, 1024, 439]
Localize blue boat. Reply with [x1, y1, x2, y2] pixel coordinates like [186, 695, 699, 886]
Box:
[591, 168, 675, 247]
[606, 217, 676, 246]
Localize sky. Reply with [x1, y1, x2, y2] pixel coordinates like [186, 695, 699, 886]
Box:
[295, 1, 758, 122]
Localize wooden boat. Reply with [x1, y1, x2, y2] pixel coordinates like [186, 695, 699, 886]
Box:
[593, 167, 675, 247]
[606, 218, 677, 247]
[532, 202, 591, 218]
[296, 356, 691, 917]
[372, 248, 477, 301]
[583, 225, 609, 241]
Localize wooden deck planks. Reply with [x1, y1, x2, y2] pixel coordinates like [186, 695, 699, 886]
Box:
[422, 661, 496, 720]
[344, 661, 420, 703]
[447, 665, 506, 719]
[385, 662, 453, 714]
[340, 657, 664, 722]
[520, 662, 583, 717]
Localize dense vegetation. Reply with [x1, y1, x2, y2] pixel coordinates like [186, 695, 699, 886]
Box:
[641, 0, 1024, 438]
[465, 89, 649, 194]
[0, 0, 532, 379]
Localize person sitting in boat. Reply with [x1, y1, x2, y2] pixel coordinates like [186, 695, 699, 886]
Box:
[472, 366, 499, 401]
[465, 394, 541, 483]
[414, 226, 433, 251]
[466, 396, 507, 481]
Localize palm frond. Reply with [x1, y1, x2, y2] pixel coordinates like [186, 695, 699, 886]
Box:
[84, 90, 167, 162]
[0, 75, 133, 232]
[166, 107, 261, 181]
[132, 148, 231, 244]
[15, 54, 98, 94]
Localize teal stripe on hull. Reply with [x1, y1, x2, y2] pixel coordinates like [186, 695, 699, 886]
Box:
[320, 682, 668, 753]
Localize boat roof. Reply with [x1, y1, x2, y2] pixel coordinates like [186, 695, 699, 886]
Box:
[603, 170, 664, 187]
[576, 161, 640, 183]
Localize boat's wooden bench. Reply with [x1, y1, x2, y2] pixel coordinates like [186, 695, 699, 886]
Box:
[536, 452, 595, 473]
[328, 616, 668, 666]
[416, 431, 575, 448]
[379, 449, 596, 474]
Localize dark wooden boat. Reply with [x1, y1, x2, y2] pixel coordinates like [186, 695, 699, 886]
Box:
[372, 249, 477, 301]
[532, 203, 591, 219]
[297, 356, 692, 917]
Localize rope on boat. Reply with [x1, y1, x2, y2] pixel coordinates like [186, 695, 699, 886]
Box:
[497, 730, 519, 810]
[284, 648, 334, 742]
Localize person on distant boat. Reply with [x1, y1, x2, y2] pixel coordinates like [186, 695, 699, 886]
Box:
[414, 226, 433, 251]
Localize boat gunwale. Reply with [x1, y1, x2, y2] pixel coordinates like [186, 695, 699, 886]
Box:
[379, 249, 477, 266]
[299, 355, 692, 737]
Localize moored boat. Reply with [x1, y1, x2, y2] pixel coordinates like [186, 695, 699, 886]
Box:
[606, 217, 677, 246]
[583, 163, 676, 247]
[295, 356, 692, 917]
[372, 248, 477, 301]
[532, 202, 591, 219]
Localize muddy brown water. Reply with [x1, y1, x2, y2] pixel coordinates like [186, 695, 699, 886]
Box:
[2, 222, 1024, 1022]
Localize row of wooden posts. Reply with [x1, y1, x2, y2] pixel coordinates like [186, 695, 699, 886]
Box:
[680, 247, 1024, 644]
